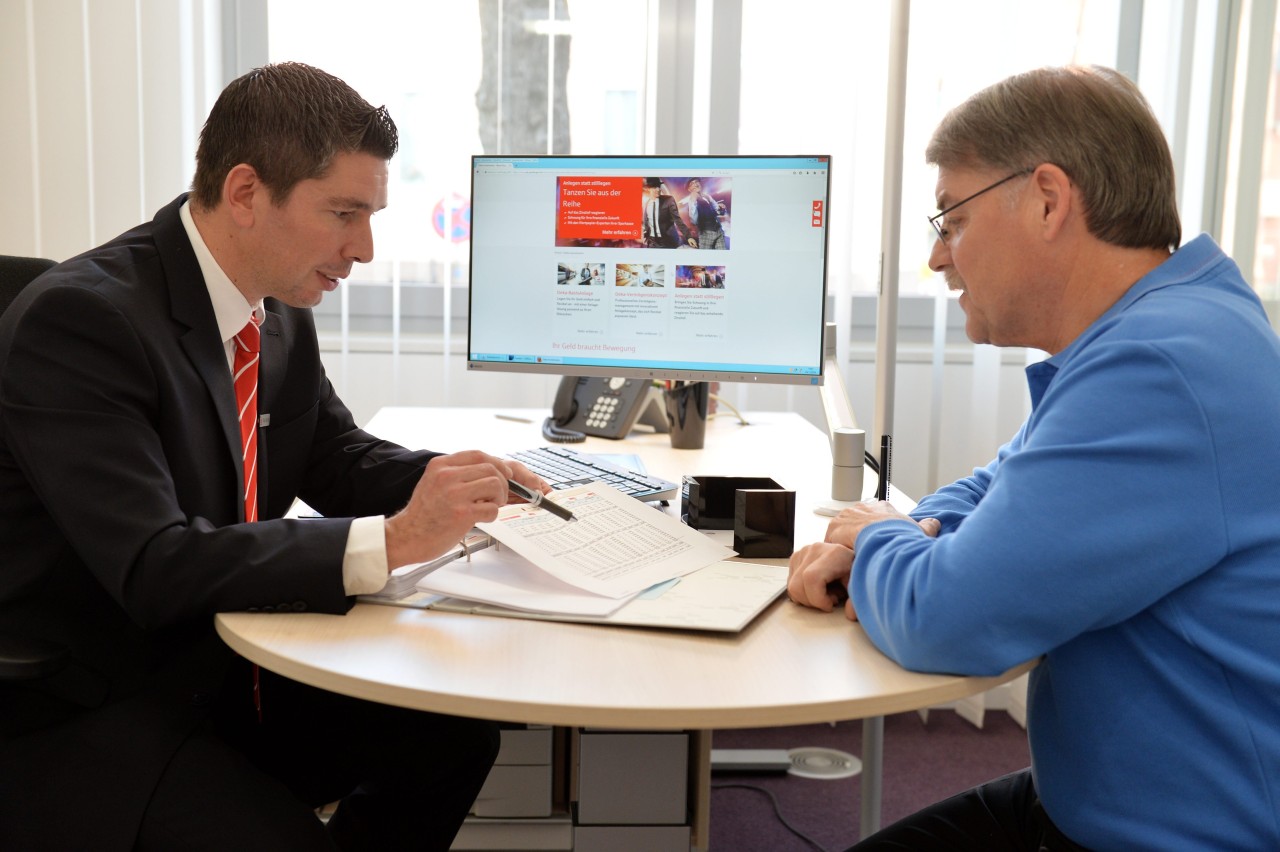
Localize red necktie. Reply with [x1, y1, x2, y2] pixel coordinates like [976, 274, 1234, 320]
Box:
[233, 318, 261, 523]
[233, 317, 264, 720]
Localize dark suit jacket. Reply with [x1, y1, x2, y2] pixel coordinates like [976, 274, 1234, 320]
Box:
[0, 194, 439, 850]
[688, 194, 724, 234]
[644, 195, 692, 248]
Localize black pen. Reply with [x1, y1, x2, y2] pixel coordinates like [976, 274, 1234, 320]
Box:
[875, 434, 892, 501]
[507, 479, 576, 523]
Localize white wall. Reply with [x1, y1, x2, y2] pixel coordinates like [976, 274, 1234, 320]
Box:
[0, 0, 223, 261]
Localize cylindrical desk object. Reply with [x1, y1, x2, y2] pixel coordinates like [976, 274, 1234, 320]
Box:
[831, 427, 865, 502]
[664, 383, 710, 450]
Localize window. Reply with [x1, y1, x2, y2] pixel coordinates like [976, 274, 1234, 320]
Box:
[267, 0, 650, 348]
[737, 0, 1123, 299]
[1258, 34, 1280, 305]
[256, 0, 1251, 494]
[1244, 5, 1280, 321]
[265, 1, 1200, 338]
[1, 2, 1261, 493]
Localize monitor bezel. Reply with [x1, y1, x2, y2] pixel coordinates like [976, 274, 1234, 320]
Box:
[466, 154, 831, 387]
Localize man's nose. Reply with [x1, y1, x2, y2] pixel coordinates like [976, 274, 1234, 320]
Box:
[928, 236, 949, 273]
[348, 218, 375, 264]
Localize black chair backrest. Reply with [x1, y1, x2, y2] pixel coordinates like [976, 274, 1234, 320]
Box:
[0, 255, 62, 684]
[0, 255, 57, 319]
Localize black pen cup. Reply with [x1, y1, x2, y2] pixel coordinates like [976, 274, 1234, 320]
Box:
[681, 475, 796, 558]
[663, 382, 709, 449]
[734, 488, 796, 559]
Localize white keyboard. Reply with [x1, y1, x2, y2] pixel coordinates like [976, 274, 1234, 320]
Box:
[509, 446, 679, 502]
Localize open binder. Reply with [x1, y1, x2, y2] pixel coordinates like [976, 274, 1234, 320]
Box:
[358, 483, 787, 633]
[363, 560, 787, 634]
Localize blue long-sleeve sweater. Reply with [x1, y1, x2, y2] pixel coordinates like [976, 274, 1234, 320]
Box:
[851, 235, 1280, 850]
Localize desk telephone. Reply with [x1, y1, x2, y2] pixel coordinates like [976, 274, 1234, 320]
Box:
[542, 376, 670, 443]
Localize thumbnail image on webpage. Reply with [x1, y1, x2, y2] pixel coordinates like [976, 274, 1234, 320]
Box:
[555, 176, 731, 251]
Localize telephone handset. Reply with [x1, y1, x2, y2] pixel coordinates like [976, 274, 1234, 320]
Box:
[543, 376, 669, 443]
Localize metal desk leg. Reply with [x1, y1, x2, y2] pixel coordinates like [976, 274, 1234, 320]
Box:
[859, 715, 884, 838]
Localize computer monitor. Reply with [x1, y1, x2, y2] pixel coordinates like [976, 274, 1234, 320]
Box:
[467, 155, 831, 386]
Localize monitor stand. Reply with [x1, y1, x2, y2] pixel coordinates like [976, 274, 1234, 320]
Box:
[815, 323, 868, 514]
[633, 386, 670, 433]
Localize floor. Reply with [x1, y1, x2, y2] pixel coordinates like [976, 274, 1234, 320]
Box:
[707, 710, 1031, 852]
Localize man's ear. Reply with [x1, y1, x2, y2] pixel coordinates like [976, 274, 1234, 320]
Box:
[1032, 163, 1074, 241]
[223, 164, 262, 228]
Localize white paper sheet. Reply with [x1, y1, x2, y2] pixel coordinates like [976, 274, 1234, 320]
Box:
[415, 545, 635, 616]
[474, 483, 735, 598]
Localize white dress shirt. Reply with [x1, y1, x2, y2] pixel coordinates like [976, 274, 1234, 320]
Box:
[178, 200, 390, 595]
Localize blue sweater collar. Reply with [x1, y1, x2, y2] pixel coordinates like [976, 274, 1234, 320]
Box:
[1026, 234, 1225, 408]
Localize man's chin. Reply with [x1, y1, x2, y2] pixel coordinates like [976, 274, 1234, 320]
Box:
[962, 315, 990, 346]
[276, 290, 327, 310]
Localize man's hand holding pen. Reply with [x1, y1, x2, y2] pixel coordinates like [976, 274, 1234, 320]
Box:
[506, 478, 576, 523]
[384, 451, 547, 571]
[786, 503, 940, 621]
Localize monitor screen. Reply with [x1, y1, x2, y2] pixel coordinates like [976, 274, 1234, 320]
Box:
[467, 155, 831, 385]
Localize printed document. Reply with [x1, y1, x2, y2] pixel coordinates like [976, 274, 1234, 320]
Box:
[415, 483, 735, 612]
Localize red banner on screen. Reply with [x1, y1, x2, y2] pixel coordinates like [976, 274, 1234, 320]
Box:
[556, 176, 643, 241]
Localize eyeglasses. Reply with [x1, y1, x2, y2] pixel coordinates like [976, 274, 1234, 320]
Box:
[928, 168, 1034, 244]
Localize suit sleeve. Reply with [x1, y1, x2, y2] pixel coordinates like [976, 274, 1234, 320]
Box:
[3, 286, 355, 628]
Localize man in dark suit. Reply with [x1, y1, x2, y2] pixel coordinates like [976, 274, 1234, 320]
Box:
[641, 177, 695, 248]
[0, 62, 546, 852]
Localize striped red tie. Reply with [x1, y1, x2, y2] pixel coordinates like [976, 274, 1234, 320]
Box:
[233, 318, 261, 523]
[233, 317, 264, 720]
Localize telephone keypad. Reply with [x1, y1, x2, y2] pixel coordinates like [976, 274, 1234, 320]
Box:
[584, 395, 622, 430]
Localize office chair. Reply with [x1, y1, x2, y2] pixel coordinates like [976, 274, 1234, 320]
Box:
[0, 254, 55, 318]
[0, 254, 64, 684]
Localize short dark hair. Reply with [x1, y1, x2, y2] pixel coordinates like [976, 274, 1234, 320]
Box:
[685, 178, 703, 190]
[191, 62, 398, 210]
[926, 65, 1180, 252]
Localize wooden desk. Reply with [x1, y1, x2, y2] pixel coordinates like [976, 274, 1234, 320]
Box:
[216, 407, 1033, 847]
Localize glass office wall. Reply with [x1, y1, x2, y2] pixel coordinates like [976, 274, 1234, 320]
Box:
[263, 0, 1269, 335]
[5, 0, 1271, 490]
[1248, 8, 1280, 319]
[737, 0, 1123, 302]
[256, 0, 1279, 455]
[264, 0, 1121, 355]
[267, 0, 649, 348]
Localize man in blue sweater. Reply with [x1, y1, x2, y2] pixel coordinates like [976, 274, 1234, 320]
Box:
[789, 66, 1280, 850]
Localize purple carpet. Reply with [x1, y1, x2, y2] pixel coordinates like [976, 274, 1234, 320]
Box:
[709, 710, 1031, 851]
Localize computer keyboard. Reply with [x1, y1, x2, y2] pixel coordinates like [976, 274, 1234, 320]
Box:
[509, 445, 679, 503]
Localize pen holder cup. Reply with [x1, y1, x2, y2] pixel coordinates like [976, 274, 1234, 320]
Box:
[681, 475, 796, 559]
[663, 383, 710, 449]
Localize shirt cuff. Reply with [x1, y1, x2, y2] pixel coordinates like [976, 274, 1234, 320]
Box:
[342, 515, 389, 596]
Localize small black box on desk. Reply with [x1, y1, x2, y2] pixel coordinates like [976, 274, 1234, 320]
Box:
[681, 475, 796, 558]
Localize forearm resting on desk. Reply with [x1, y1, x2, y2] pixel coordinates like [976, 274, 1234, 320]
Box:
[787, 504, 940, 620]
[823, 501, 940, 550]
